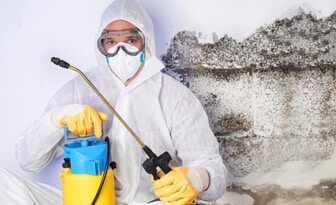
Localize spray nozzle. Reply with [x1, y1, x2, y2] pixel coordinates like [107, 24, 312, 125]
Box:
[51, 57, 70, 69]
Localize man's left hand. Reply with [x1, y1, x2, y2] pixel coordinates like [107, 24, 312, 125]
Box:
[152, 167, 201, 205]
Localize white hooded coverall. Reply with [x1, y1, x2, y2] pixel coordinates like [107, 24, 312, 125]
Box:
[16, 0, 227, 204]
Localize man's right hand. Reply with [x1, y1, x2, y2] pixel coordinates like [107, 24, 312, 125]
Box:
[52, 104, 108, 138]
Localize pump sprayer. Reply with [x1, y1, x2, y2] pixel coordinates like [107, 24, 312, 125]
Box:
[51, 57, 172, 188]
[60, 125, 115, 205]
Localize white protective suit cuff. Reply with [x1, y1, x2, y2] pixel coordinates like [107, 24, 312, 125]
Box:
[188, 166, 210, 192]
[51, 104, 85, 127]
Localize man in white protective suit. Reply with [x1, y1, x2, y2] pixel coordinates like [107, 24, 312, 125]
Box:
[16, 0, 227, 204]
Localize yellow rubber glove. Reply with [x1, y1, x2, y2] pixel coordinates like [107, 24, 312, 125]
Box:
[152, 167, 199, 205]
[60, 105, 108, 138]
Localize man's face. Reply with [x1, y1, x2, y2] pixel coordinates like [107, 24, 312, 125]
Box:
[102, 20, 143, 53]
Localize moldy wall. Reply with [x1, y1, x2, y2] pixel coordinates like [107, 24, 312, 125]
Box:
[162, 11, 336, 205]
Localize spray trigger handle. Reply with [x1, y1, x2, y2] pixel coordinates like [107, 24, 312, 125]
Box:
[142, 145, 172, 180]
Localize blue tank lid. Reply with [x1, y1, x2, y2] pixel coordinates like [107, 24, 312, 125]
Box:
[63, 125, 107, 175]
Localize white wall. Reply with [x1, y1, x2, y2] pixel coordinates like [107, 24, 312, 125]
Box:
[1, 0, 335, 190]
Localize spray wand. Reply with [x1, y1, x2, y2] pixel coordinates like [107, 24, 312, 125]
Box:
[51, 57, 171, 179]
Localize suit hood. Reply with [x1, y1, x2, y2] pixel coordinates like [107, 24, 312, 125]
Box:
[96, 0, 158, 66]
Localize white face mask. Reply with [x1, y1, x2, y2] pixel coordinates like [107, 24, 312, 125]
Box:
[106, 43, 145, 83]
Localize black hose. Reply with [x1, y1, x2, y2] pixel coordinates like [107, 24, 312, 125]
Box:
[91, 137, 111, 205]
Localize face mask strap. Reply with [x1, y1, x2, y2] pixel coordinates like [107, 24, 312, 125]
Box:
[105, 51, 145, 65]
[140, 52, 145, 63]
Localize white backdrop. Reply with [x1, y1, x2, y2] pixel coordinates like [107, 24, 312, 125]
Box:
[1, 0, 335, 190]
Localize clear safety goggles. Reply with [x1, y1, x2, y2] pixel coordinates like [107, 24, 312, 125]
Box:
[97, 29, 145, 57]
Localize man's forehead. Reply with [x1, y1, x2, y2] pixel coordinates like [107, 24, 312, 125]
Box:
[104, 20, 137, 31]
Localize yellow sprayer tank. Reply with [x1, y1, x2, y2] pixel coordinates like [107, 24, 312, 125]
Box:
[60, 125, 116, 205]
[60, 167, 115, 205]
